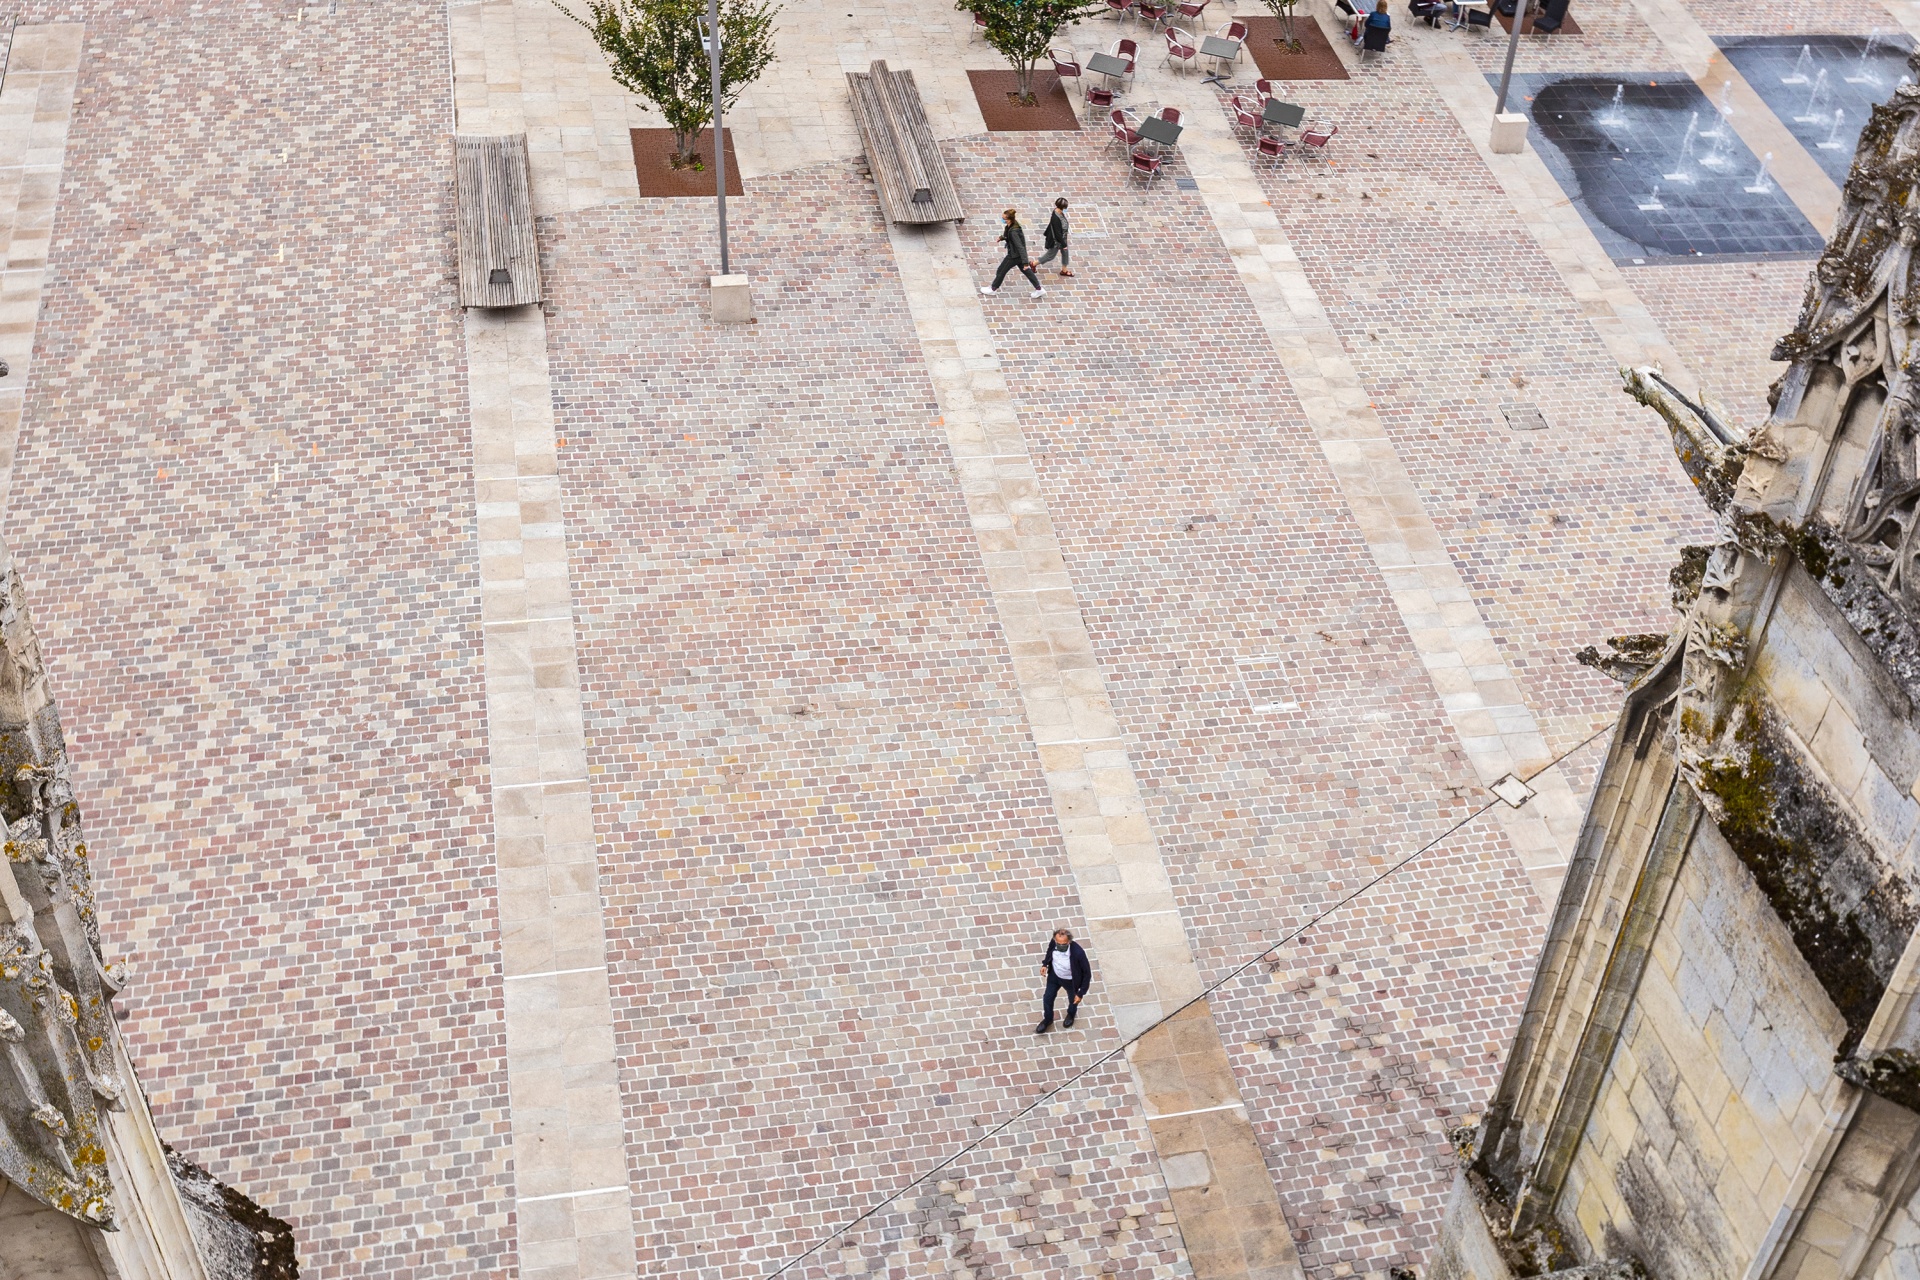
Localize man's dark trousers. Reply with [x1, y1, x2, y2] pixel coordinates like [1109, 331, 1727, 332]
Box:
[1043, 973, 1080, 1022]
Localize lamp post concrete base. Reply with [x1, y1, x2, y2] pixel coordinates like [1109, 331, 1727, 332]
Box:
[710, 274, 753, 323]
[1490, 112, 1530, 155]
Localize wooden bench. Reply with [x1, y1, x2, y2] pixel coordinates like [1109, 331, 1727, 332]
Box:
[846, 61, 965, 225]
[455, 134, 543, 308]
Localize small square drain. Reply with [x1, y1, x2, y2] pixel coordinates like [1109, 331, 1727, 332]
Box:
[1236, 656, 1299, 714]
[1174, 177, 1199, 190]
[1501, 402, 1548, 431]
[1491, 773, 1536, 808]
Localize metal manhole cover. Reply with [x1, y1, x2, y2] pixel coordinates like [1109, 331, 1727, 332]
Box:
[1174, 177, 1198, 190]
[1501, 402, 1548, 431]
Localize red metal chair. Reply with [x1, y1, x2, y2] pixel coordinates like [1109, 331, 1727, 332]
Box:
[1256, 133, 1290, 168]
[1218, 18, 1248, 40]
[1129, 149, 1163, 187]
[1050, 49, 1084, 97]
[1159, 106, 1182, 126]
[1176, 0, 1209, 26]
[1299, 120, 1338, 159]
[971, 10, 988, 39]
[1109, 108, 1143, 151]
[1231, 99, 1263, 137]
[1105, 0, 1132, 21]
[1163, 26, 1197, 72]
[1110, 37, 1139, 86]
[1255, 78, 1276, 102]
[1086, 84, 1116, 117]
[1135, 1, 1169, 30]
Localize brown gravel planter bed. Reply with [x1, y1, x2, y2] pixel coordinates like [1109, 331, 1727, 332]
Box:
[1240, 14, 1350, 81]
[967, 69, 1082, 131]
[629, 128, 745, 197]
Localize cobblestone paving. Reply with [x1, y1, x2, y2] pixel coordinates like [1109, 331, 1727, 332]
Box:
[539, 163, 1188, 1280]
[0, 0, 1889, 1277]
[4, 5, 515, 1279]
[1216, 47, 1715, 758]
[938, 126, 1553, 1276]
[1623, 259, 1812, 432]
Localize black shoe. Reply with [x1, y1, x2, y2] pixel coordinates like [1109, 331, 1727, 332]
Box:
[1035, 1019, 1053, 1034]
[1063, 1009, 1077, 1028]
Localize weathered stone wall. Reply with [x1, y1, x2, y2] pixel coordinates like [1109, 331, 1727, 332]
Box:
[0, 1178, 105, 1280]
[1758, 565, 1920, 891]
[1865, 1177, 1920, 1278]
[1559, 819, 1847, 1276]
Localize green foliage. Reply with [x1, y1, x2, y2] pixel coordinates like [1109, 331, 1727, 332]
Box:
[558, 0, 779, 167]
[955, 0, 1101, 103]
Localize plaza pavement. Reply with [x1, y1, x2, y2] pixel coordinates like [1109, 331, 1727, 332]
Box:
[0, 0, 1877, 1277]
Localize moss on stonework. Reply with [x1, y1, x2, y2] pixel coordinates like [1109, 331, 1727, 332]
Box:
[1695, 701, 1912, 1049]
[1836, 1048, 1920, 1113]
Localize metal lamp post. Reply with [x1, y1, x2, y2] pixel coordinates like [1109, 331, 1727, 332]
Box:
[699, 0, 730, 276]
[1488, 0, 1532, 153]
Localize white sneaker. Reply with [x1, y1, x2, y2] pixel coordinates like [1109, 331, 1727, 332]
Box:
[980, 286, 996, 295]
[1031, 287, 1046, 298]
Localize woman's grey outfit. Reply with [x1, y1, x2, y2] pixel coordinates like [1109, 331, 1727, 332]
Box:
[991, 223, 1041, 290]
[1037, 210, 1069, 269]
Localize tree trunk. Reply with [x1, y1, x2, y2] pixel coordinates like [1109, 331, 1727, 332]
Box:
[671, 125, 701, 168]
[1015, 59, 1035, 104]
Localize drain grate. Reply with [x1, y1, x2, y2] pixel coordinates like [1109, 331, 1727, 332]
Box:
[1501, 401, 1548, 431]
[1174, 176, 1198, 190]
[1235, 655, 1300, 714]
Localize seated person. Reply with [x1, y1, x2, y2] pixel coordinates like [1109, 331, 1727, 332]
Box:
[1357, 0, 1390, 41]
[1408, 0, 1446, 24]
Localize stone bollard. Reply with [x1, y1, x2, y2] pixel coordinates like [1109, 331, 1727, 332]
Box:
[1490, 112, 1530, 155]
[710, 274, 753, 323]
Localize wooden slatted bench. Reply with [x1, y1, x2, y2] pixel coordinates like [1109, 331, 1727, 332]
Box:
[846, 61, 965, 226]
[455, 134, 543, 308]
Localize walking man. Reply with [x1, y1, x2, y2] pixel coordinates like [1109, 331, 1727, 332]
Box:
[1036, 928, 1091, 1033]
[982, 207, 1045, 299]
[1036, 198, 1073, 278]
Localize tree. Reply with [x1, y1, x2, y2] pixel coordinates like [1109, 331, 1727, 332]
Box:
[557, 0, 779, 169]
[1260, 0, 1301, 52]
[955, 0, 1102, 105]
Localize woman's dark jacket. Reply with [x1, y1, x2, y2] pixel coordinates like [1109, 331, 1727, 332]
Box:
[999, 222, 1030, 262]
[1044, 210, 1068, 249]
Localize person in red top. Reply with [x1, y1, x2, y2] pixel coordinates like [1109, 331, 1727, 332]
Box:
[1036, 928, 1093, 1033]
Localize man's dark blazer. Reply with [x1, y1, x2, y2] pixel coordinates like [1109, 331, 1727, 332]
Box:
[1040, 940, 1092, 997]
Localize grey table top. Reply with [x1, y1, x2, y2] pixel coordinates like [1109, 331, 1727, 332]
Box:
[1263, 98, 1307, 127]
[1199, 34, 1240, 56]
[1137, 115, 1183, 144]
[1087, 51, 1131, 74]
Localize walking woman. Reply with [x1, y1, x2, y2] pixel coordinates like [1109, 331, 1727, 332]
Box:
[982, 207, 1045, 299]
[1036, 197, 1073, 278]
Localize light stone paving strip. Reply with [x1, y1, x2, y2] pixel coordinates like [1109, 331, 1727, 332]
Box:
[886, 218, 1305, 1280]
[1136, 42, 1585, 906]
[464, 307, 635, 1280]
[450, 0, 644, 213]
[0, 25, 80, 516]
[453, 17, 636, 1280]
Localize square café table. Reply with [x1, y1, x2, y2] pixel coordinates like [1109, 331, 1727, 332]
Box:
[1087, 50, 1131, 89]
[1263, 99, 1307, 131]
[1136, 114, 1183, 151]
[1199, 34, 1240, 85]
